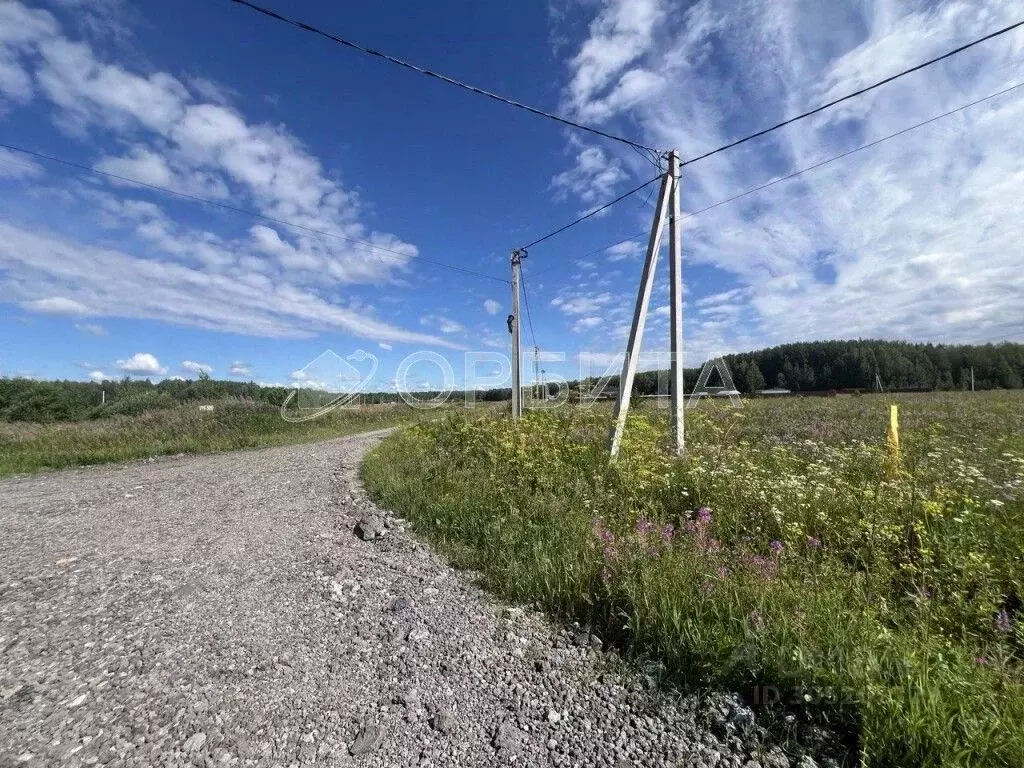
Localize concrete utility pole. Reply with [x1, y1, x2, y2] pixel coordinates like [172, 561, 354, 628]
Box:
[667, 150, 684, 456]
[510, 249, 524, 420]
[609, 163, 672, 457]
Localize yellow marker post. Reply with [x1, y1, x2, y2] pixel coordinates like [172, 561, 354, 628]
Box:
[887, 404, 900, 457]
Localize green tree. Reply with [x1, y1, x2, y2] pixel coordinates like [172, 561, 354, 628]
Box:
[746, 363, 766, 393]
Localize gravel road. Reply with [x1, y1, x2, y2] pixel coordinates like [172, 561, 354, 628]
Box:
[0, 431, 825, 768]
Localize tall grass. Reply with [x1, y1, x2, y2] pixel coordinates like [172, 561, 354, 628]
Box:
[0, 401, 417, 477]
[363, 392, 1024, 767]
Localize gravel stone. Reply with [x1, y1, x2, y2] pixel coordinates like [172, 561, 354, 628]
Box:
[355, 514, 386, 541]
[183, 732, 207, 753]
[0, 428, 832, 767]
[349, 724, 383, 756]
[431, 710, 455, 734]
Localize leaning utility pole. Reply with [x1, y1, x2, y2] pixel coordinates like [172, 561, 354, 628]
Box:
[609, 156, 673, 457]
[510, 249, 524, 420]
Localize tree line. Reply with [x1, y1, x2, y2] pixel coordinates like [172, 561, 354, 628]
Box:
[2, 339, 1022, 422]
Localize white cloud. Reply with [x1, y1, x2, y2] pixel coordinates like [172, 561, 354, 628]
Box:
[75, 322, 107, 336]
[117, 352, 166, 375]
[0, 221, 463, 347]
[564, 0, 663, 122]
[182, 360, 212, 376]
[483, 298, 501, 315]
[86, 369, 107, 382]
[0, 148, 44, 179]
[420, 314, 465, 335]
[0, 3, 58, 103]
[551, 291, 614, 315]
[0, 6, 419, 289]
[573, 316, 603, 332]
[228, 361, 252, 377]
[552, 145, 628, 205]
[378, 342, 393, 351]
[555, 0, 1024, 349]
[24, 296, 91, 315]
[605, 240, 642, 261]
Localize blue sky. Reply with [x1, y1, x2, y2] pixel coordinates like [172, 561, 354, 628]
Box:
[1, 0, 1022, 392]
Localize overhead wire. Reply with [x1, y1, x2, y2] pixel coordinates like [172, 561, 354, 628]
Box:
[528, 78, 1024, 276]
[680, 17, 1024, 167]
[0, 140, 509, 285]
[228, 0, 658, 154]
[518, 174, 661, 251]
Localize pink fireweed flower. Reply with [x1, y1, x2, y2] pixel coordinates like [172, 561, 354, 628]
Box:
[747, 554, 778, 581]
[593, 518, 615, 544]
[770, 540, 784, 554]
[635, 518, 654, 536]
[684, 520, 698, 535]
[806, 536, 822, 549]
[974, 656, 989, 666]
[697, 507, 712, 523]
[602, 545, 618, 562]
[660, 523, 676, 543]
[716, 566, 730, 579]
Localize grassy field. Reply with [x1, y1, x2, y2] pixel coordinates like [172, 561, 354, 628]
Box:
[363, 392, 1024, 767]
[0, 401, 422, 477]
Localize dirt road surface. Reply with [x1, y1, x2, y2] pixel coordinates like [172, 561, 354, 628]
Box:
[0, 431, 800, 768]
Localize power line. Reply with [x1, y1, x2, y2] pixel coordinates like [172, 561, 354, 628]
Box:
[229, 0, 659, 154]
[0, 140, 509, 285]
[518, 174, 661, 251]
[531, 78, 1024, 275]
[681, 17, 1024, 167]
[684, 79, 1024, 217]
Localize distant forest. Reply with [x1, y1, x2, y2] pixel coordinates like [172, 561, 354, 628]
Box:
[2, 339, 1022, 422]
[721, 339, 1024, 393]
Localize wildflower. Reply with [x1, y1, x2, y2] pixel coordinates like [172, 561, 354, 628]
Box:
[660, 523, 676, 543]
[602, 545, 618, 562]
[700, 580, 714, 595]
[770, 540, 784, 554]
[997, 609, 1012, 634]
[635, 518, 654, 536]
[697, 507, 712, 523]
[684, 520, 697, 535]
[716, 566, 729, 579]
[747, 555, 778, 581]
[974, 656, 989, 666]
[806, 536, 822, 549]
